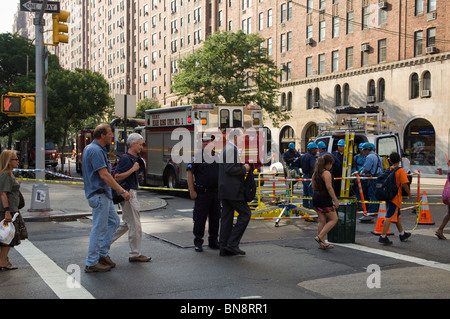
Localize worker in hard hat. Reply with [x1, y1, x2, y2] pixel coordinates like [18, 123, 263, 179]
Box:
[359, 143, 383, 216]
[300, 142, 317, 209]
[332, 139, 346, 197]
[283, 143, 301, 185]
[352, 142, 367, 209]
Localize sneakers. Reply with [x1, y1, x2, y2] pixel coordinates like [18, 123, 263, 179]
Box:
[379, 232, 411, 245]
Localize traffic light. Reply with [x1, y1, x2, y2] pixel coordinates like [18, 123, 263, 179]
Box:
[52, 10, 70, 45]
[1, 93, 36, 117]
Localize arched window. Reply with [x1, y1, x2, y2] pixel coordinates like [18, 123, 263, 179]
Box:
[314, 88, 320, 102]
[422, 71, 431, 91]
[378, 78, 385, 102]
[307, 89, 313, 109]
[410, 73, 419, 99]
[281, 93, 286, 109]
[343, 83, 350, 105]
[368, 79, 376, 97]
[287, 92, 293, 111]
[335, 85, 342, 106]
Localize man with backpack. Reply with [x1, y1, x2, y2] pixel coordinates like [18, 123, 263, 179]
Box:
[378, 152, 412, 245]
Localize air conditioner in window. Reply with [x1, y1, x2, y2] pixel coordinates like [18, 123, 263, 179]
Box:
[426, 46, 436, 54]
[367, 96, 376, 103]
[421, 90, 431, 97]
[313, 102, 320, 109]
[305, 37, 313, 45]
[279, 64, 285, 70]
[361, 44, 370, 52]
[427, 12, 437, 21]
[378, 1, 387, 9]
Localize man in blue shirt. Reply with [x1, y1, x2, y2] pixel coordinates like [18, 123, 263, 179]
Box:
[359, 143, 382, 216]
[83, 124, 131, 273]
[112, 133, 151, 263]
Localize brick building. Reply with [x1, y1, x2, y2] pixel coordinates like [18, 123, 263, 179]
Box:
[14, 0, 449, 172]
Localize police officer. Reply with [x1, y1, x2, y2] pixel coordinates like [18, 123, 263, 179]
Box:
[187, 134, 220, 252]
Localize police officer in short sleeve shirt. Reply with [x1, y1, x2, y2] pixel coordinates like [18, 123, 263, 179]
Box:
[186, 134, 220, 252]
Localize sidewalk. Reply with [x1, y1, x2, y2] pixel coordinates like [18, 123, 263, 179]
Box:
[18, 180, 167, 221]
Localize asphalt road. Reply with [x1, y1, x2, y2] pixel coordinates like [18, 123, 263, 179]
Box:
[1, 173, 449, 306]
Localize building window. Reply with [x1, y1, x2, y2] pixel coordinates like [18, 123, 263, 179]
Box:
[362, 6, 370, 30]
[414, 31, 423, 57]
[259, 12, 264, 30]
[368, 79, 376, 98]
[335, 85, 341, 106]
[346, 12, 354, 34]
[332, 50, 339, 72]
[378, 78, 385, 102]
[361, 49, 369, 67]
[307, 0, 313, 13]
[410, 73, 420, 99]
[307, 89, 313, 109]
[287, 92, 292, 111]
[428, 0, 436, 12]
[319, 21, 325, 42]
[281, 3, 286, 23]
[267, 9, 272, 27]
[267, 37, 272, 55]
[427, 28, 436, 47]
[422, 71, 431, 91]
[280, 33, 286, 53]
[343, 83, 350, 105]
[378, 39, 386, 63]
[286, 62, 292, 81]
[318, 54, 325, 74]
[332, 16, 339, 38]
[306, 56, 312, 77]
[415, 0, 424, 15]
[307, 24, 313, 39]
[346, 47, 353, 69]
[287, 1, 293, 20]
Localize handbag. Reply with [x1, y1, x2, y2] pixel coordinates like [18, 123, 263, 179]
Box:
[0, 213, 19, 245]
[442, 177, 450, 205]
[18, 191, 25, 209]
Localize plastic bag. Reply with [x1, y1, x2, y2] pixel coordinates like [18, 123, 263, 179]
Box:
[0, 213, 19, 245]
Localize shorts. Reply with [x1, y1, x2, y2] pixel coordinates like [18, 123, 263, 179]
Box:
[386, 201, 401, 223]
[315, 206, 334, 214]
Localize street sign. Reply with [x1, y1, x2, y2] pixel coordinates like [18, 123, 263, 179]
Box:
[20, 0, 61, 14]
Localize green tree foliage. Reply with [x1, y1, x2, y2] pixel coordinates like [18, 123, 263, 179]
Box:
[135, 98, 160, 119]
[172, 31, 289, 127]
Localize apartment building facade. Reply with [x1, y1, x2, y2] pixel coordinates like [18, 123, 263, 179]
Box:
[14, 0, 449, 173]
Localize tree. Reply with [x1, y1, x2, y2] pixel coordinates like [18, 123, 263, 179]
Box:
[172, 30, 289, 127]
[135, 98, 160, 119]
[46, 68, 112, 171]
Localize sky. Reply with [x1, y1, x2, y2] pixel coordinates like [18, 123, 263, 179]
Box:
[0, 0, 21, 34]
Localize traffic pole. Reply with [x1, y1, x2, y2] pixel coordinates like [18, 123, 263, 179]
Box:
[30, 1, 52, 212]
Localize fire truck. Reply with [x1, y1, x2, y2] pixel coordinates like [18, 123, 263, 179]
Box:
[140, 103, 267, 188]
[75, 128, 94, 173]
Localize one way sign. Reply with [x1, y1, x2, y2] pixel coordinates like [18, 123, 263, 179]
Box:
[20, 0, 61, 14]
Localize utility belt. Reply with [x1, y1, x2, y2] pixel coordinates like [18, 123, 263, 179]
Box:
[194, 183, 218, 194]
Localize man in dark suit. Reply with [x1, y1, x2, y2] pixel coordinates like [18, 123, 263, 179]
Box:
[218, 130, 251, 256]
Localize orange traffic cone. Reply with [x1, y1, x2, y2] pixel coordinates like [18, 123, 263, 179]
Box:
[418, 191, 435, 225]
[371, 202, 394, 235]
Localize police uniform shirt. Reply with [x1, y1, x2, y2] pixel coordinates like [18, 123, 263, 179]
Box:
[186, 151, 219, 189]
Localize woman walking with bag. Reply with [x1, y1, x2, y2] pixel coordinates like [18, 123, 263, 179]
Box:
[0, 150, 28, 270]
[312, 154, 339, 249]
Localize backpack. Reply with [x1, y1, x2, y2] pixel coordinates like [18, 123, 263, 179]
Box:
[242, 170, 257, 202]
[375, 167, 400, 201]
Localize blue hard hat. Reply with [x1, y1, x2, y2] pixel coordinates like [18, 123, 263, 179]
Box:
[288, 143, 295, 149]
[337, 139, 346, 146]
[362, 142, 374, 150]
[307, 142, 318, 149]
[317, 141, 327, 149]
[358, 142, 365, 149]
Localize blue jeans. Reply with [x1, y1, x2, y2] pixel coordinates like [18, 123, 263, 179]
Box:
[367, 179, 379, 214]
[86, 193, 120, 266]
[302, 174, 313, 209]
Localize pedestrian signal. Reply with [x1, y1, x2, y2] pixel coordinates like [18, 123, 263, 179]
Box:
[2, 96, 21, 113]
[1, 93, 36, 117]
